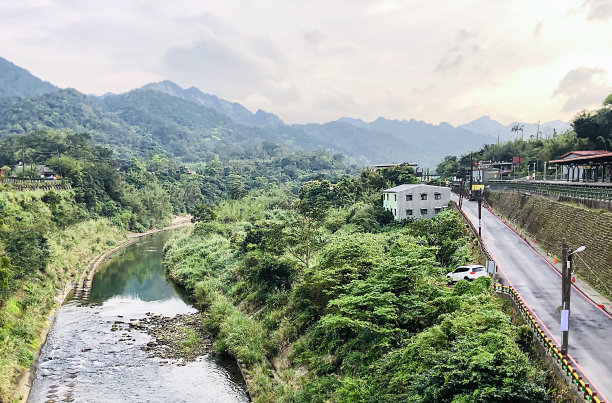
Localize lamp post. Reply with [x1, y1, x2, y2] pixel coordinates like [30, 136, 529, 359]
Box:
[561, 243, 586, 356]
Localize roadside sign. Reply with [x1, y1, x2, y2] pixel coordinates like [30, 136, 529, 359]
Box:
[486, 260, 496, 274]
[472, 184, 484, 191]
[560, 309, 569, 331]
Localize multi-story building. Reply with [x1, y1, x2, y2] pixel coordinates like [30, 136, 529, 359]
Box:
[382, 184, 451, 220]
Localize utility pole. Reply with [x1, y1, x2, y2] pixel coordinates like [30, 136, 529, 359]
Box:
[458, 170, 464, 209]
[469, 152, 473, 199]
[477, 187, 482, 236]
[21, 147, 25, 178]
[561, 241, 571, 356]
[561, 243, 586, 356]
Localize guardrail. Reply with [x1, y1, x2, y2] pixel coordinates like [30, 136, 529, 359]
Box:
[489, 180, 612, 202]
[450, 200, 492, 262]
[495, 283, 603, 403]
[452, 197, 605, 402]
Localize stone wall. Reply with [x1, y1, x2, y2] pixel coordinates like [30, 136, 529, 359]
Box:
[485, 190, 612, 298]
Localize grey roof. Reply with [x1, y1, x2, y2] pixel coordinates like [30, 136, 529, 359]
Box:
[384, 184, 420, 192]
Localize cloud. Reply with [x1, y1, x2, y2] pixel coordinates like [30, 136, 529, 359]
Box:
[436, 55, 463, 73]
[161, 38, 272, 95]
[533, 21, 543, 38]
[303, 30, 324, 45]
[581, 0, 612, 21]
[553, 67, 612, 112]
[434, 30, 477, 74]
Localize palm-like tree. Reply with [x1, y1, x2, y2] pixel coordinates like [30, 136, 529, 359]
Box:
[511, 124, 525, 140]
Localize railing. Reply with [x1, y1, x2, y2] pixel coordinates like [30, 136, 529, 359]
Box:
[450, 200, 492, 262]
[452, 197, 606, 402]
[0, 178, 71, 191]
[489, 180, 612, 202]
[495, 283, 603, 403]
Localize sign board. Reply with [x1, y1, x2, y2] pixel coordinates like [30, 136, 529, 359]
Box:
[486, 260, 496, 274]
[472, 184, 484, 191]
[560, 309, 569, 332]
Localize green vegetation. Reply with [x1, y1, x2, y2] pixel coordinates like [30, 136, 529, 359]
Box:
[0, 56, 499, 167]
[164, 168, 556, 402]
[436, 94, 612, 179]
[0, 189, 125, 401]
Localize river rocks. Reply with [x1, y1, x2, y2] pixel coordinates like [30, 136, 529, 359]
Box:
[110, 312, 212, 363]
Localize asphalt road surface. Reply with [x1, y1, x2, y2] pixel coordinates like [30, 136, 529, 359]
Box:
[455, 195, 612, 402]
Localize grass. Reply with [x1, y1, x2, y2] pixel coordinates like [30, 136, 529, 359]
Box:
[180, 328, 202, 354]
[0, 218, 126, 402]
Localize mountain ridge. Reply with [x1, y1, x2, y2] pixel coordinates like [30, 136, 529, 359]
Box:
[0, 56, 59, 99]
[0, 56, 574, 167]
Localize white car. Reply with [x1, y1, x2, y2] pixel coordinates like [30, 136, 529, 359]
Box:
[446, 264, 488, 283]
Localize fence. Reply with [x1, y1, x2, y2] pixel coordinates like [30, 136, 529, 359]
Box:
[495, 284, 603, 403]
[0, 178, 71, 192]
[489, 180, 612, 202]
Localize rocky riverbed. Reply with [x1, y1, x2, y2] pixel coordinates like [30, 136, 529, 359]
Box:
[110, 312, 212, 364]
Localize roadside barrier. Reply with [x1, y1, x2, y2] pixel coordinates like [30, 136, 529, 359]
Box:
[494, 283, 603, 403]
[452, 195, 605, 402]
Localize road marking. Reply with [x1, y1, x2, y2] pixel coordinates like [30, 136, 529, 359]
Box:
[457, 200, 610, 402]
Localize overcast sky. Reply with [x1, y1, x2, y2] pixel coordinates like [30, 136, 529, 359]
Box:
[1, 0, 611, 125]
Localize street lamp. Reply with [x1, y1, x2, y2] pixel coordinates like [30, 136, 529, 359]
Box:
[560, 243, 586, 356]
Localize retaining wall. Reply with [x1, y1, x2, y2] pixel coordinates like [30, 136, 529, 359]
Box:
[485, 190, 612, 298]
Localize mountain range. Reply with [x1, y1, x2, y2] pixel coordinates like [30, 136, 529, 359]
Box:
[0, 56, 572, 167]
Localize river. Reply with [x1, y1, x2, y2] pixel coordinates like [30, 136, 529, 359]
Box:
[29, 231, 249, 403]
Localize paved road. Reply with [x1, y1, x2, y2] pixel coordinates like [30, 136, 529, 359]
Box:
[455, 196, 612, 402]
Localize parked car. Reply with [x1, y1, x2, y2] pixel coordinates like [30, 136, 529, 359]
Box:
[446, 264, 487, 283]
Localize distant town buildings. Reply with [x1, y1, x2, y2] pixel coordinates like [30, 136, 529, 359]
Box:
[382, 184, 450, 220]
[12, 163, 58, 179]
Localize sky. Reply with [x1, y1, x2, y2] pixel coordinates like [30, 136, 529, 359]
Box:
[1, 0, 611, 126]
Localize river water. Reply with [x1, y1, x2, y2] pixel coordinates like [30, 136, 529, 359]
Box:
[29, 231, 249, 403]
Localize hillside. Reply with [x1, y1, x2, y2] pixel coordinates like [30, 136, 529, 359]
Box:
[334, 117, 496, 166]
[140, 80, 284, 128]
[0, 56, 58, 99]
[0, 56, 546, 167]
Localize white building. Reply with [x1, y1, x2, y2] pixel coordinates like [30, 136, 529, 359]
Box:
[382, 184, 451, 220]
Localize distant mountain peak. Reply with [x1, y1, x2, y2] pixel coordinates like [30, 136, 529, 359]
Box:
[139, 81, 284, 128]
[459, 115, 571, 140]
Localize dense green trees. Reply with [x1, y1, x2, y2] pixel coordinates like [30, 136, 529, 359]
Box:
[164, 174, 555, 402]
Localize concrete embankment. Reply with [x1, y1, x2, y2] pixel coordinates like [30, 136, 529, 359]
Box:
[485, 189, 612, 302]
[13, 217, 192, 402]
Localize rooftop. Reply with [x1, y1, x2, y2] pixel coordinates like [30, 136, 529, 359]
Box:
[550, 151, 612, 164]
[384, 183, 448, 192]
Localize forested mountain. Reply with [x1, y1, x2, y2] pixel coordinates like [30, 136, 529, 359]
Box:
[0, 56, 554, 167]
[333, 116, 496, 166]
[140, 80, 284, 128]
[0, 56, 58, 99]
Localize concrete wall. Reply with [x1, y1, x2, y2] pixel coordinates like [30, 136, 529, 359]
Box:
[485, 190, 612, 297]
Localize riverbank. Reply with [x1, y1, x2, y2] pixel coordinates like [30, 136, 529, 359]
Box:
[11, 216, 192, 402]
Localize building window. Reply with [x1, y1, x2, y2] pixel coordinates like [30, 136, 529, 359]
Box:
[434, 207, 442, 214]
[406, 194, 413, 201]
[385, 193, 389, 200]
[434, 193, 441, 200]
[420, 208, 428, 215]
[406, 209, 413, 216]
[394, 194, 396, 201]
[393, 209, 396, 216]
[421, 193, 427, 200]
